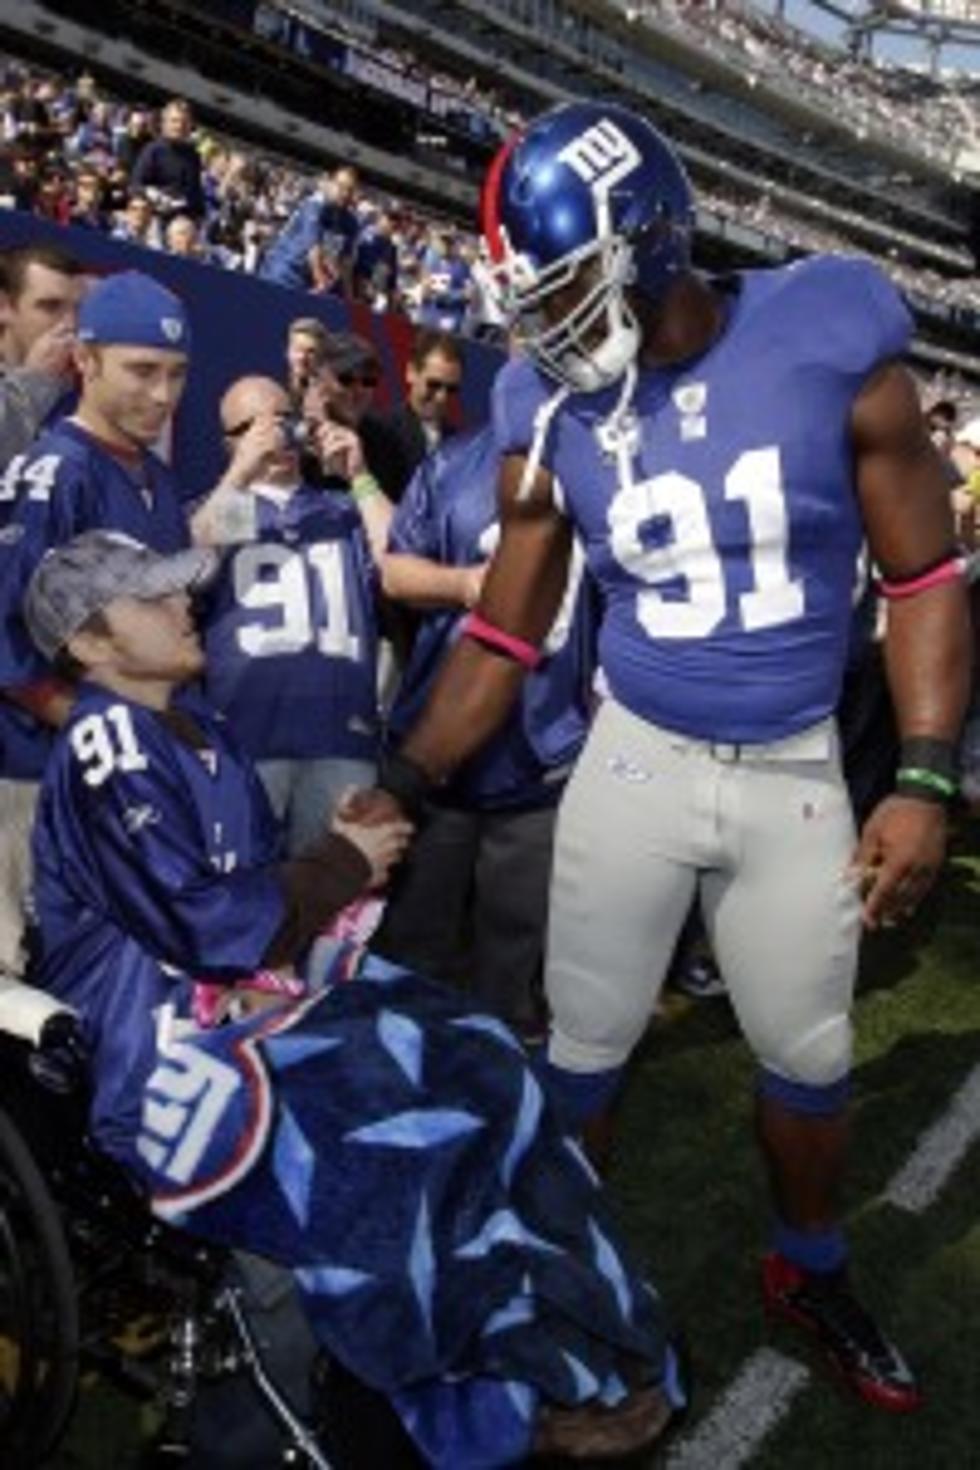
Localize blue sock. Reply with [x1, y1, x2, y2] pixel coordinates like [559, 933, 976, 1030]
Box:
[758, 1067, 851, 1117]
[773, 1219, 848, 1275]
[536, 1061, 624, 1131]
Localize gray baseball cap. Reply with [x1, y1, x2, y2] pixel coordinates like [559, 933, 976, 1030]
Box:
[25, 530, 217, 661]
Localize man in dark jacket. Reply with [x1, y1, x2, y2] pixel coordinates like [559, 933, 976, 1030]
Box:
[131, 98, 205, 222]
[361, 329, 462, 503]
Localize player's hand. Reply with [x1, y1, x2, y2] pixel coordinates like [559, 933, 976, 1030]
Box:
[331, 806, 414, 888]
[24, 321, 76, 382]
[336, 786, 409, 825]
[850, 795, 948, 929]
[312, 421, 365, 481]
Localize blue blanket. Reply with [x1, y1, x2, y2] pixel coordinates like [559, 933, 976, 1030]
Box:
[129, 953, 667, 1467]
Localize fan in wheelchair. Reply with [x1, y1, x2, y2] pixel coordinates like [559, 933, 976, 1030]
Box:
[0, 978, 421, 1470]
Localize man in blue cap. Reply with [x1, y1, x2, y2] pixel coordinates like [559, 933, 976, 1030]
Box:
[0, 269, 195, 883]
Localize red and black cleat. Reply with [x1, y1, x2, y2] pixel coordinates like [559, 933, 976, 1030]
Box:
[762, 1252, 923, 1414]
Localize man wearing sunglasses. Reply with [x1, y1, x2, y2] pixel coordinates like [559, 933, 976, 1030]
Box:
[361, 328, 463, 504]
[315, 331, 382, 433]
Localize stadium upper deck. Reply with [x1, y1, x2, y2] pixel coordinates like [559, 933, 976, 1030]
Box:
[4, 0, 978, 376]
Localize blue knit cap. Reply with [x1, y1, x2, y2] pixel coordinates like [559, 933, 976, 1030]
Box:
[77, 271, 191, 352]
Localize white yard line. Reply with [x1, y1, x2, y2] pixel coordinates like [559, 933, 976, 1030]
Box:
[666, 1066, 980, 1466]
[882, 1062, 980, 1214]
[666, 1348, 810, 1470]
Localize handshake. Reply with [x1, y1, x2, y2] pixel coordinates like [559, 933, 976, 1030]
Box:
[332, 786, 415, 889]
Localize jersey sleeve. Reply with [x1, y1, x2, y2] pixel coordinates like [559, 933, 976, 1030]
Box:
[790, 255, 912, 381]
[0, 446, 88, 687]
[290, 197, 325, 257]
[63, 709, 285, 978]
[490, 356, 557, 459]
[387, 452, 441, 559]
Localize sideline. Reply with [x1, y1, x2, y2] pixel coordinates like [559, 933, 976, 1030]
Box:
[882, 1062, 980, 1213]
[665, 1348, 810, 1470]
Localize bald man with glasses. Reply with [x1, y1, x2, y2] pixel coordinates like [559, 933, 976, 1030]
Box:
[192, 374, 391, 853]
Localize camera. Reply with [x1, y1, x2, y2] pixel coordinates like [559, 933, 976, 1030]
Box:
[280, 414, 311, 452]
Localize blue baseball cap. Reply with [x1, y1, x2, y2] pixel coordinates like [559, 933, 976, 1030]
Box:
[77, 271, 192, 353]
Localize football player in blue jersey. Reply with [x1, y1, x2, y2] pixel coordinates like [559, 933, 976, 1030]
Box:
[258, 165, 360, 299]
[353, 102, 973, 1412]
[377, 421, 594, 1038]
[197, 374, 386, 853]
[25, 529, 684, 1467]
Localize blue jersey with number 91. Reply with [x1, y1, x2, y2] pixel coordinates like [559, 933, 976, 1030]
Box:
[201, 488, 379, 762]
[493, 256, 911, 743]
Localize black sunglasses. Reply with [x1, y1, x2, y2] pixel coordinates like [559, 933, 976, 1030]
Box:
[423, 377, 460, 397]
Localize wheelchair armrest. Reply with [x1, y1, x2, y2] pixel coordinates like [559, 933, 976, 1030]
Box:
[0, 977, 76, 1046]
[0, 979, 87, 1095]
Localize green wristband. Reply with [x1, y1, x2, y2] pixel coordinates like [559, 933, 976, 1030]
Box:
[350, 472, 381, 504]
[895, 766, 957, 801]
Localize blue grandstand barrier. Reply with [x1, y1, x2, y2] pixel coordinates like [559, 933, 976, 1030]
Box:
[0, 211, 503, 497]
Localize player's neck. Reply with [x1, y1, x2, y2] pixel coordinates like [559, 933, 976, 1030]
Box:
[87, 668, 176, 712]
[637, 275, 728, 371]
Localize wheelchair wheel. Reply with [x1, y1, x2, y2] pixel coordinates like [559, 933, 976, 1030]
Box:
[0, 1107, 79, 1465]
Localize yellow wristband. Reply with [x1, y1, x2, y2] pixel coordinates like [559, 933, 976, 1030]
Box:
[351, 472, 381, 503]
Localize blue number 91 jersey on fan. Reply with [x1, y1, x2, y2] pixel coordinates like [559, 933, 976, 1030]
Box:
[201, 488, 379, 762]
[493, 255, 912, 744]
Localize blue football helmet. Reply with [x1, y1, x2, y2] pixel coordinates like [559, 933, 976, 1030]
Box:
[481, 101, 695, 392]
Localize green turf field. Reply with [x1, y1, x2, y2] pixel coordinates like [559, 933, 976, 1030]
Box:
[612, 817, 980, 1468]
[50, 821, 980, 1468]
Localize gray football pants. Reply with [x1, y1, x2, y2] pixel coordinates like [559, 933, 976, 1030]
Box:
[545, 699, 862, 1086]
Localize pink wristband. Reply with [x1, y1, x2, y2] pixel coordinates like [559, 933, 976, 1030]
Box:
[877, 556, 965, 600]
[460, 612, 542, 670]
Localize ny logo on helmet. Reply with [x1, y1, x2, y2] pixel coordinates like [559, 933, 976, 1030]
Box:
[557, 119, 640, 195]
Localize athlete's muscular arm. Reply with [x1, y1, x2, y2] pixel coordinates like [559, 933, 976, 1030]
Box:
[852, 360, 971, 928]
[400, 453, 573, 781]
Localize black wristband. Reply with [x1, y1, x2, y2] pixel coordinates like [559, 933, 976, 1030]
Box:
[898, 737, 957, 784]
[378, 750, 435, 823]
[895, 736, 958, 806]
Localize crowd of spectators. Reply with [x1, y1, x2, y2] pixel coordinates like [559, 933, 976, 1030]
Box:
[0, 60, 501, 334]
[0, 50, 974, 335]
[641, 0, 980, 167]
[699, 185, 979, 311]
